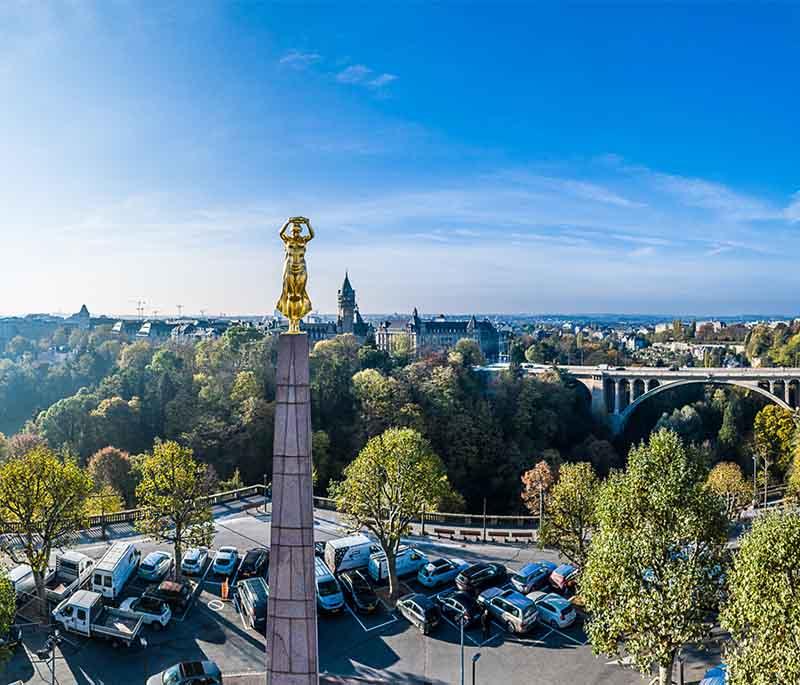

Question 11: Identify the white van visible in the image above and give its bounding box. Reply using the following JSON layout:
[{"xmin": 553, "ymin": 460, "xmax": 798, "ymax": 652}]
[
  {"xmin": 8, "ymin": 564, "xmax": 37, "ymax": 598},
  {"xmin": 314, "ymin": 557, "xmax": 344, "ymax": 613},
  {"xmin": 91, "ymin": 543, "xmax": 141, "ymax": 600},
  {"xmin": 323, "ymin": 535, "xmax": 376, "ymax": 574},
  {"xmin": 368, "ymin": 547, "xmax": 428, "ymax": 583}
]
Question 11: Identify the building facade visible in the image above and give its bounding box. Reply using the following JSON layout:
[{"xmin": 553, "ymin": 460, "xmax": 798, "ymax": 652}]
[{"xmin": 376, "ymin": 309, "xmax": 500, "ymax": 360}]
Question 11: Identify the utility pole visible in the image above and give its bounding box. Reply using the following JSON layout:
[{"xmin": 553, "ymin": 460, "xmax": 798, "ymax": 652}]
[
  {"xmin": 472, "ymin": 653, "xmax": 481, "ymax": 685},
  {"xmin": 460, "ymin": 613, "xmax": 465, "ymax": 685}
]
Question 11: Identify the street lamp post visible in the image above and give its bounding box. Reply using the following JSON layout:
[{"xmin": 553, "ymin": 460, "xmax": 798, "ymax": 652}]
[
  {"xmin": 472, "ymin": 652, "xmax": 481, "ymax": 685},
  {"xmin": 460, "ymin": 613, "xmax": 465, "ymax": 685}
]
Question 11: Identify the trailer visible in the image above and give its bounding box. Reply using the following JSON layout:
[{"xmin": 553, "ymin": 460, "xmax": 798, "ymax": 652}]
[
  {"xmin": 52, "ymin": 590, "xmax": 144, "ymax": 648},
  {"xmin": 45, "ymin": 551, "xmax": 94, "ymax": 604}
]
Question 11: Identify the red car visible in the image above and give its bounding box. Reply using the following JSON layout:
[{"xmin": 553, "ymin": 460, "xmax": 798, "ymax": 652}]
[{"xmin": 549, "ymin": 564, "xmax": 579, "ymax": 595}]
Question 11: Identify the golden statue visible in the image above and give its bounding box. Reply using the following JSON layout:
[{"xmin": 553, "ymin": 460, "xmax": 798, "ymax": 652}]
[{"xmin": 276, "ymin": 216, "xmax": 314, "ymax": 333}]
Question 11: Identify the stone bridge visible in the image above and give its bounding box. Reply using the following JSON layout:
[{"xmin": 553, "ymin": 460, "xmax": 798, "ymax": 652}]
[{"xmin": 479, "ymin": 363, "xmax": 800, "ymax": 436}]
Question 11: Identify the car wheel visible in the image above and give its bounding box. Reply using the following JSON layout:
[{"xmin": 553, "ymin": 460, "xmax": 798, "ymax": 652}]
[
  {"xmin": 505, "ymin": 620, "xmax": 515, "ymax": 633},
  {"xmin": 250, "ymin": 616, "xmax": 256, "ymax": 629},
  {"xmin": 549, "ymin": 619, "xmax": 557, "ymax": 628},
  {"xmin": 152, "ymin": 622, "xmax": 162, "ymax": 632}
]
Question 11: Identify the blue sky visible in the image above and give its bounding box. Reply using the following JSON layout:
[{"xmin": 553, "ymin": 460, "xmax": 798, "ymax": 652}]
[{"xmin": 1, "ymin": 1, "xmax": 799, "ymax": 317}]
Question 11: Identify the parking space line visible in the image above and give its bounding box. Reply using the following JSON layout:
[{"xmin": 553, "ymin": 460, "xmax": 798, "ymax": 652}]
[
  {"xmin": 439, "ymin": 613, "xmax": 481, "ymax": 646},
  {"xmin": 549, "ymin": 626, "xmax": 587, "ymax": 646},
  {"xmin": 343, "ymin": 601, "xmax": 399, "ymax": 633}
]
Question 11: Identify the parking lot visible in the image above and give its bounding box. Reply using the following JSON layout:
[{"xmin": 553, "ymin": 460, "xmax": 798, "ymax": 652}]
[{"xmin": 1, "ymin": 500, "xmax": 718, "ymax": 685}]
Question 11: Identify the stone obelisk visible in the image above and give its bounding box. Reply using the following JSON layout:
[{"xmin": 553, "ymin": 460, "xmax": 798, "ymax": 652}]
[{"xmin": 267, "ymin": 217, "xmax": 318, "ymax": 684}]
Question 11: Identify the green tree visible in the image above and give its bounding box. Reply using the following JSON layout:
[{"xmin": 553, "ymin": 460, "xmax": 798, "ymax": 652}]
[
  {"xmin": 753, "ymin": 404, "xmax": 795, "ymax": 473},
  {"xmin": 331, "ymin": 428, "xmax": 448, "ymax": 602},
  {"xmin": 135, "ymin": 441, "xmax": 215, "ymax": 574},
  {"xmin": 0, "ymin": 570, "xmax": 15, "ymax": 662},
  {"xmin": 706, "ymin": 461, "xmax": 752, "ymax": 518},
  {"xmin": 85, "ymin": 484, "xmax": 126, "ymax": 540},
  {"xmin": 451, "ymin": 338, "xmax": 485, "ymax": 367},
  {"xmin": 219, "ymin": 467, "xmax": 245, "ymax": 491},
  {"xmin": 582, "ymin": 429, "xmax": 727, "ymax": 685},
  {"xmin": 0, "ymin": 446, "xmax": 93, "ymax": 604},
  {"xmin": 539, "ymin": 462, "xmax": 598, "ymax": 567},
  {"xmin": 721, "ymin": 511, "xmax": 800, "ymax": 684}
]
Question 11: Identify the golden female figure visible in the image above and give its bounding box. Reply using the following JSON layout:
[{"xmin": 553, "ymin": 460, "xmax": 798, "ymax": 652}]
[{"xmin": 276, "ymin": 216, "xmax": 315, "ymax": 333}]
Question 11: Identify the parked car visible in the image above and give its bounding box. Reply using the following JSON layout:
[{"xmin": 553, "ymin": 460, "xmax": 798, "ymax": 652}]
[
  {"xmin": 324, "ymin": 535, "xmax": 376, "ymax": 574},
  {"xmin": 0, "ymin": 624, "xmax": 22, "ymax": 651},
  {"xmin": 52, "ymin": 590, "xmax": 144, "ymax": 647},
  {"xmin": 144, "ymin": 580, "xmax": 193, "ymax": 612},
  {"xmin": 435, "ymin": 590, "xmax": 481, "ymax": 627},
  {"xmin": 138, "ymin": 552, "xmax": 173, "ymax": 582},
  {"xmin": 477, "ymin": 587, "xmax": 538, "ymax": 634},
  {"xmin": 549, "ymin": 564, "xmax": 579, "ymax": 595},
  {"xmin": 180, "ymin": 548, "xmax": 209, "ymax": 576},
  {"xmin": 527, "ymin": 591, "xmax": 576, "ymax": 628},
  {"xmin": 120, "ymin": 596, "xmax": 172, "ymax": 630},
  {"xmin": 455, "ymin": 562, "xmax": 507, "ymax": 594},
  {"xmin": 396, "ymin": 593, "xmax": 440, "ymax": 635},
  {"xmin": 700, "ymin": 664, "xmax": 727, "ymax": 685},
  {"xmin": 238, "ymin": 548, "xmax": 269, "ymax": 580},
  {"xmin": 510, "ymin": 561, "xmax": 557, "ymax": 594},
  {"xmin": 146, "ymin": 660, "xmax": 222, "ymax": 685},
  {"xmin": 212, "ymin": 547, "xmax": 239, "ymax": 577},
  {"xmin": 236, "ymin": 577, "xmax": 269, "ymax": 630},
  {"xmin": 338, "ymin": 569, "xmax": 379, "ymax": 613},
  {"xmin": 314, "ymin": 557, "xmax": 345, "ymax": 613},
  {"xmin": 368, "ymin": 547, "xmax": 428, "ymax": 583},
  {"xmin": 417, "ymin": 557, "xmax": 468, "ymax": 589}
]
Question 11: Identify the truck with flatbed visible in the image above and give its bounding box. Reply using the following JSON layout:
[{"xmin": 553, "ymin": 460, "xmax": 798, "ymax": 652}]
[
  {"xmin": 52, "ymin": 590, "xmax": 144, "ymax": 647},
  {"xmin": 45, "ymin": 551, "xmax": 95, "ymax": 604}
]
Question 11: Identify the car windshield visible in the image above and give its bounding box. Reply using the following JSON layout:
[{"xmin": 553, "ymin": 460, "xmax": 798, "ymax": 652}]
[
  {"xmin": 352, "ymin": 575, "xmax": 370, "ymax": 592},
  {"xmin": 141, "ymin": 563, "xmax": 154, "ymax": 571},
  {"xmin": 162, "ymin": 665, "xmax": 181, "ymax": 685},
  {"xmin": 522, "ymin": 604, "xmax": 537, "ymax": 619},
  {"xmin": 318, "ymin": 580, "xmax": 339, "ymax": 597},
  {"xmin": 511, "ymin": 573, "xmax": 527, "ymax": 583}
]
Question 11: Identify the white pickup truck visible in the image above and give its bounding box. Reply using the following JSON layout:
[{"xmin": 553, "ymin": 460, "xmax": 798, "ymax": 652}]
[
  {"xmin": 52, "ymin": 590, "xmax": 144, "ymax": 648},
  {"xmin": 45, "ymin": 552, "xmax": 94, "ymax": 604}
]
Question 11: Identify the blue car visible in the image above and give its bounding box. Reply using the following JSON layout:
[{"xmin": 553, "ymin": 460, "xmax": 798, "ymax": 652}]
[
  {"xmin": 510, "ymin": 561, "xmax": 557, "ymax": 594},
  {"xmin": 138, "ymin": 551, "xmax": 173, "ymax": 582},
  {"xmin": 700, "ymin": 665, "xmax": 726, "ymax": 685}
]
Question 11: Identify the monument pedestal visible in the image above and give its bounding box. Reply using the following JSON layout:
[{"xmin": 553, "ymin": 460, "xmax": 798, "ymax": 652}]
[{"xmin": 266, "ymin": 333, "xmax": 318, "ymax": 684}]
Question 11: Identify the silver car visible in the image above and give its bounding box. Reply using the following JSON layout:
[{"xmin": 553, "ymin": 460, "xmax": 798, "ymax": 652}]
[
  {"xmin": 138, "ymin": 551, "xmax": 173, "ymax": 582},
  {"xmin": 180, "ymin": 548, "xmax": 209, "ymax": 576},
  {"xmin": 477, "ymin": 587, "xmax": 538, "ymax": 634}
]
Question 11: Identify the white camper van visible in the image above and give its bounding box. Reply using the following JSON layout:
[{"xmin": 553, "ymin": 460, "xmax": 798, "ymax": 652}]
[
  {"xmin": 368, "ymin": 547, "xmax": 428, "ymax": 583},
  {"xmin": 323, "ymin": 535, "xmax": 376, "ymax": 574},
  {"xmin": 91, "ymin": 543, "xmax": 141, "ymax": 600}
]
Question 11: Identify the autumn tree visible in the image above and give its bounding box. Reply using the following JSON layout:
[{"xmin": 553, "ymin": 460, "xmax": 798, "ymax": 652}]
[
  {"xmin": 135, "ymin": 441, "xmax": 215, "ymax": 573},
  {"xmin": 721, "ymin": 511, "xmax": 800, "ymax": 684},
  {"xmin": 539, "ymin": 462, "xmax": 598, "ymax": 567},
  {"xmin": 706, "ymin": 461, "xmax": 752, "ymax": 518},
  {"xmin": 582, "ymin": 429, "xmax": 727, "ymax": 685},
  {"xmin": 331, "ymin": 428, "xmax": 448, "ymax": 602},
  {"xmin": 87, "ymin": 446, "xmax": 136, "ymax": 505},
  {"xmin": 0, "ymin": 447, "xmax": 92, "ymax": 604},
  {"xmin": 520, "ymin": 459, "xmax": 554, "ymax": 528}
]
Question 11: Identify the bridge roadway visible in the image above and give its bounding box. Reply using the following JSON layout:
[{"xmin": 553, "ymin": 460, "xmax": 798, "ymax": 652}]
[{"xmin": 479, "ymin": 363, "xmax": 800, "ymax": 435}]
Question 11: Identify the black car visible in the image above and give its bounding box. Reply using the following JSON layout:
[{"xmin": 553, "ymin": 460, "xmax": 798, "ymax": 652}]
[
  {"xmin": 397, "ymin": 593, "xmax": 440, "ymax": 635},
  {"xmin": 0, "ymin": 624, "xmax": 22, "ymax": 651},
  {"xmin": 239, "ymin": 547, "xmax": 269, "ymax": 579},
  {"xmin": 236, "ymin": 577, "xmax": 269, "ymax": 630},
  {"xmin": 144, "ymin": 579, "xmax": 193, "ymax": 612},
  {"xmin": 314, "ymin": 541, "xmax": 326, "ymax": 558},
  {"xmin": 338, "ymin": 569, "xmax": 379, "ymax": 613},
  {"xmin": 435, "ymin": 590, "xmax": 481, "ymax": 627},
  {"xmin": 455, "ymin": 562, "xmax": 508, "ymax": 594}
]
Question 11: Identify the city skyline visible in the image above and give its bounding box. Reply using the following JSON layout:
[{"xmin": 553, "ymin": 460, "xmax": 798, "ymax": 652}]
[{"xmin": 2, "ymin": 3, "xmax": 799, "ymax": 316}]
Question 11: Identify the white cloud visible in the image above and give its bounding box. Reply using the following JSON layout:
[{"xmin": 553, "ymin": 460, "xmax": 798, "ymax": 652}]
[
  {"xmin": 279, "ymin": 50, "xmax": 321, "ymax": 69},
  {"xmin": 785, "ymin": 191, "xmax": 800, "ymax": 223},
  {"xmin": 629, "ymin": 246, "xmax": 656, "ymax": 258},
  {"xmin": 368, "ymin": 73, "xmax": 397, "ymax": 88},
  {"xmin": 336, "ymin": 64, "xmax": 372, "ymax": 84}
]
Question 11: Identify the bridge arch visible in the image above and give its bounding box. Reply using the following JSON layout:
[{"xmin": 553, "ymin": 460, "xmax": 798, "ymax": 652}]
[{"xmin": 616, "ymin": 378, "xmax": 792, "ymax": 434}]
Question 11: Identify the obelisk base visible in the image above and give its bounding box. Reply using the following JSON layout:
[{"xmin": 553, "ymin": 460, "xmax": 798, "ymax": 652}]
[{"xmin": 266, "ymin": 333, "xmax": 318, "ymax": 684}]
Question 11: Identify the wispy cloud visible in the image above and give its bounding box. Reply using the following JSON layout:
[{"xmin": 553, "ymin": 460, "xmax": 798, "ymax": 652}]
[
  {"xmin": 785, "ymin": 191, "xmax": 800, "ymax": 223},
  {"xmin": 336, "ymin": 64, "xmax": 397, "ymax": 89},
  {"xmin": 279, "ymin": 50, "xmax": 321, "ymax": 69},
  {"xmin": 629, "ymin": 246, "xmax": 656, "ymax": 258}
]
